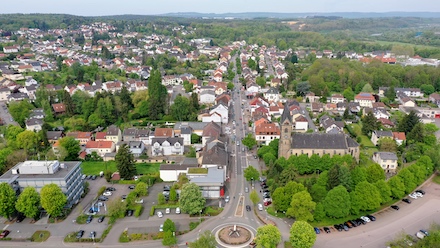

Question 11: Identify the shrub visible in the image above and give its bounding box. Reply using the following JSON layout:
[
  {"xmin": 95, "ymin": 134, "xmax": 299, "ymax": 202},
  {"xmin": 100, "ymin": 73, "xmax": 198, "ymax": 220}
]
[
  {"xmin": 133, "ymin": 205, "xmax": 144, "ymax": 217},
  {"xmin": 150, "ymin": 206, "xmax": 156, "ymax": 216},
  {"xmin": 76, "ymin": 215, "xmax": 88, "ymax": 224},
  {"xmin": 189, "ymin": 221, "xmax": 200, "ymax": 231},
  {"xmin": 97, "ymin": 186, "xmax": 106, "ymax": 196},
  {"xmin": 119, "ymin": 231, "xmax": 130, "ymax": 243}
]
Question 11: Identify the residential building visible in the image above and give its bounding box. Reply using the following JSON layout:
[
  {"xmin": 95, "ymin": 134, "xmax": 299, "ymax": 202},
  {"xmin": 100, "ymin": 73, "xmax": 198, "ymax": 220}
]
[
  {"xmin": 392, "ymin": 132, "xmax": 406, "ymax": 146},
  {"xmin": 25, "ymin": 118, "xmax": 43, "ymax": 132},
  {"xmin": 106, "ymin": 125, "xmax": 122, "ymax": 143},
  {"xmin": 46, "ymin": 131, "xmax": 64, "ymax": 144},
  {"xmin": 263, "ymin": 87, "xmax": 280, "ymax": 103},
  {"xmin": 372, "ymin": 152, "xmax": 398, "ymax": 173},
  {"xmin": 0, "ymin": 160, "xmax": 84, "ymax": 208},
  {"xmin": 151, "ymin": 137, "xmax": 184, "ymax": 156},
  {"xmin": 354, "ymin": 92, "xmax": 376, "ymax": 108},
  {"xmin": 371, "ymin": 130, "xmax": 393, "ymax": 146},
  {"xmin": 255, "ymin": 122, "xmax": 280, "ymax": 145},
  {"xmin": 330, "ymin": 94, "xmax": 345, "ymax": 104},
  {"xmin": 85, "ymin": 140, "xmax": 116, "ymax": 156},
  {"xmin": 67, "ymin": 131, "xmax": 92, "ymax": 145}
]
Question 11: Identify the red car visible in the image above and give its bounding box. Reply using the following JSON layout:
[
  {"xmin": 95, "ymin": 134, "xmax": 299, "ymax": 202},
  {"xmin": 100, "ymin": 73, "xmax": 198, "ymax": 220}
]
[
  {"xmin": 0, "ymin": 230, "xmax": 10, "ymax": 239},
  {"xmin": 264, "ymin": 201, "xmax": 272, "ymax": 206}
]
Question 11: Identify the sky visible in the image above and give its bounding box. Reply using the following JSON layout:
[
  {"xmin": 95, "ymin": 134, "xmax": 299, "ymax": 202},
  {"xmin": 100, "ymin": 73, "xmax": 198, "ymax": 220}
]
[{"xmin": 0, "ymin": 0, "xmax": 439, "ymax": 16}]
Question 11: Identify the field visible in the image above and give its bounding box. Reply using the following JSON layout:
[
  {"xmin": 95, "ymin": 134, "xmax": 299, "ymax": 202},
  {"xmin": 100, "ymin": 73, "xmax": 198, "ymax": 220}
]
[{"xmin": 81, "ymin": 161, "xmax": 160, "ymax": 176}]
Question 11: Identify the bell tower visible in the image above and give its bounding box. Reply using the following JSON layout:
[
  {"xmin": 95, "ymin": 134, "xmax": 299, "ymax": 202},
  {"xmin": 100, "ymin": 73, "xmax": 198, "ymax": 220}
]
[{"xmin": 279, "ymin": 103, "xmax": 292, "ymax": 158}]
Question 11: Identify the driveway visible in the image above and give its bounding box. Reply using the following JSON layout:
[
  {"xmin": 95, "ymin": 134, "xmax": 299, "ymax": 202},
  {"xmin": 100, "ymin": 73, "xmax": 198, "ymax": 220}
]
[{"xmin": 314, "ymin": 180, "xmax": 440, "ymax": 248}]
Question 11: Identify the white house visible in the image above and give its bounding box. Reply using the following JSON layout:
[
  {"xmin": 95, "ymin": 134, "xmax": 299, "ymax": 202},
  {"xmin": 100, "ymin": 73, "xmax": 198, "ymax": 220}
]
[
  {"xmin": 209, "ymin": 103, "xmax": 229, "ymax": 124},
  {"xmin": 294, "ymin": 116, "xmax": 309, "ymax": 132},
  {"xmin": 354, "ymin": 92, "xmax": 375, "ymax": 108},
  {"xmin": 201, "ymin": 112, "xmax": 222, "ymax": 123},
  {"xmin": 25, "ymin": 118, "xmax": 43, "ymax": 132},
  {"xmin": 0, "ymin": 88, "xmax": 11, "ymax": 101},
  {"xmin": 371, "ymin": 130, "xmax": 393, "ymax": 146},
  {"xmin": 180, "ymin": 127, "xmax": 192, "ymax": 146},
  {"xmin": 85, "ymin": 140, "xmax": 116, "ymax": 157},
  {"xmin": 331, "ymin": 94, "xmax": 345, "ymax": 104},
  {"xmin": 372, "ymin": 152, "xmax": 398, "ymax": 173},
  {"xmin": 263, "ymin": 87, "xmax": 280, "ymax": 103},
  {"xmin": 151, "ymin": 137, "xmax": 184, "ymax": 156},
  {"xmin": 199, "ymin": 90, "xmax": 216, "ymax": 104},
  {"xmin": 247, "ymin": 83, "xmax": 260, "ymax": 94}
]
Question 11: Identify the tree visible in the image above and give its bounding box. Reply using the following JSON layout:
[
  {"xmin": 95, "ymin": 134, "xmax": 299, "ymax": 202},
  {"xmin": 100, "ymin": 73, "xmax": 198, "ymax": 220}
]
[
  {"xmin": 169, "ymin": 187, "xmax": 178, "ymax": 202},
  {"xmin": 115, "ymin": 144, "xmax": 136, "ymax": 180},
  {"xmin": 343, "ymin": 87, "xmax": 355, "ymax": 101},
  {"xmin": 227, "ymin": 82, "xmax": 234, "ymax": 90},
  {"xmin": 272, "ymin": 187, "xmax": 290, "ymax": 212},
  {"xmin": 388, "ymin": 176, "xmax": 406, "ymax": 199},
  {"xmin": 313, "ymin": 203, "xmax": 326, "ymax": 221},
  {"xmin": 256, "ymin": 224, "xmax": 281, "ymax": 248},
  {"xmin": 163, "ymin": 218, "xmax": 176, "ymax": 232},
  {"xmin": 350, "ymin": 181, "xmax": 381, "ymax": 214},
  {"xmin": 188, "ymin": 230, "xmax": 216, "ymax": 248},
  {"xmin": 15, "ymin": 187, "xmax": 40, "ymax": 220},
  {"xmin": 191, "ymin": 133, "xmax": 201, "ymax": 144},
  {"xmin": 362, "ymin": 112, "xmax": 379, "ymax": 136},
  {"xmin": 323, "ymin": 185, "xmax": 351, "ymax": 218},
  {"xmin": 158, "ymin": 193, "xmax": 166, "ymax": 205},
  {"xmin": 243, "ymin": 166, "xmax": 260, "ymax": 182},
  {"xmin": 8, "ymin": 100, "xmax": 33, "ymax": 127},
  {"xmin": 361, "ymin": 83, "xmax": 374, "ymax": 93},
  {"xmin": 148, "ymin": 70, "xmax": 167, "ymax": 120},
  {"xmin": 62, "ymin": 90, "xmax": 75, "ymax": 116},
  {"xmin": 134, "ymin": 182, "xmax": 147, "ymax": 196},
  {"xmin": 250, "ymin": 190, "xmax": 260, "ymax": 206},
  {"xmin": 407, "ymin": 123, "xmax": 425, "ymax": 144},
  {"xmin": 16, "ymin": 130, "xmax": 39, "ymax": 154},
  {"xmin": 350, "ymin": 166, "xmax": 367, "ymax": 187},
  {"xmin": 162, "ymin": 230, "xmax": 177, "ymax": 247},
  {"xmin": 397, "ymin": 111, "xmax": 420, "ymax": 133},
  {"xmin": 242, "ymin": 134, "xmax": 257, "ymax": 150},
  {"xmin": 171, "ymin": 95, "xmax": 192, "ymax": 121},
  {"xmin": 366, "ymin": 163, "xmax": 386, "ymax": 183},
  {"xmin": 289, "ymin": 221, "xmax": 317, "ymax": 248},
  {"xmin": 40, "ymin": 184, "xmax": 67, "ymax": 218},
  {"xmin": 256, "ymin": 76, "xmax": 266, "ymax": 88},
  {"xmin": 420, "ymin": 84, "xmax": 435, "ymax": 95},
  {"xmin": 373, "ymin": 180, "xmax": 392, "ymax": 203},
  {"xmin": 58, "ymin": 136, "xmax": 80, "ymax": 161},
  {"xmin": 179, "ymin": 183, "xmax": 205, "ymax": 215},
  {"xmin": 296, "ymin": 81, "xmax": 311, "ymax": 97},
  {"xmin": 379, "ymin": 139, "xmax": 398, "ymax": 152},
  {"xmin": 286, "ymin": 191, "xmax": 316, "ymax": 221},
  {"xmin": 0, "ymin": 183, "xmax": 17, "ymax": 220},
  {"xmin": 397, "ymin": 168, "xmax": 417, "ymax": 194}
]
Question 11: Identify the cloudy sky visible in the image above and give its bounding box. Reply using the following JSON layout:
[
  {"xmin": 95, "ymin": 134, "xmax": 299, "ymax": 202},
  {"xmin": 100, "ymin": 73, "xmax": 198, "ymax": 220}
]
[{"xmin": 1, "ymin": 0, "xmax": 438, "ymax": 16}]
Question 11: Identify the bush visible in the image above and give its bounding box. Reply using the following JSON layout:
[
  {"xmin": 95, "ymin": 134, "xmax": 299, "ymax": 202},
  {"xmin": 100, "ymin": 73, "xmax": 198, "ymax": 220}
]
[
  {"xmin": 76, "ymin": 215, "xmax": 88, "ymax": 224},
  {"xmin": 97, "ymin": 186, "xmax": 106, "ymax": 196},
  {"xmin": 119, "ymin": 231, "xmax": 130, "ymax": 243},
  {"xmin": 204, "ymin": 206, "xmax": 223, "ymax": 216},
  {"xmin": 150, "ymin": 206, "xmax": 156, "ymax": 216},
  {"xmin": 189, "ymin": 221, "xmax": 201, "ymax": 231},
  {"xmin": 133, "ymin": 205, "xmax": 144, "ymax": 217}
]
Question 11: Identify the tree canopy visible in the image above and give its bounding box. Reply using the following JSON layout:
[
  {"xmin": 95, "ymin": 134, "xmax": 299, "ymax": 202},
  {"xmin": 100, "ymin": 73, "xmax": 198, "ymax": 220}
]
[
  {"xmin": 0, "ymin": 183, "xmax": 17, "ymax": 219},
  {"xmin": 15, "ymin": 187, "xmax": 40, "ymax": 219},
  {"xmin": 323, "ymin": 185, "xmax": 351, "ymax": 218},
  {"xmin": 289, "ymin": 221, "xmax": 317, "ymax": 248},
  {"xmin": 40, "ymin": 184, "xmax": 67, "ymax": 218},
  {"xmin": 179, "ymin": 183, "xmax": 205, "ymax": 215},
  {"xmin": 286, "ymin": 191, "xmax": 316, "ymax": 221},
  {"xmin": 115, "ymin": 144, "xmax": 136, "ymax": 180},
  {"xmin": 256, "ymin": 224, "xmax": 281, "ymax": 248},
  {"xmin": 188, "ymin": 230, "xmax": 216, "ymax": 248},
  {"xmin": 243, "ymin": 166, "xmax": 260, "ymax": 182}
]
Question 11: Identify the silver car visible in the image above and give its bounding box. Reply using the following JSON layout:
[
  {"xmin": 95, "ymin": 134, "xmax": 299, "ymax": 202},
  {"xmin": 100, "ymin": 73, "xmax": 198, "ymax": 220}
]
[{"xmin": 225, "ymin": 196, "xmax": 230, "ymax": 203}]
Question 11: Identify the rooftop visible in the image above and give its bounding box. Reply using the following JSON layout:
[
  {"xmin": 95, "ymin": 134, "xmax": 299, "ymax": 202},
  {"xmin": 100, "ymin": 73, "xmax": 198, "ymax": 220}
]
[{"xmin": 0, "ymin": 161, "xmax": 81, "ymax": 181}]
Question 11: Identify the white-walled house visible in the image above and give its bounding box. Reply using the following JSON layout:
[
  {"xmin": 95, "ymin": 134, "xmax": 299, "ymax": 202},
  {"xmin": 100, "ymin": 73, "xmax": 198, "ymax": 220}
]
[
  {"xmin": 209, "ymin": 103, "xmax": 229, "ymax": 124},
  {"xmin": 199, "ymin": 90, "xmax": 216, "ymax": 104},
  {"xmin": 372, "ymin": 152, "xmax": 398, "ymax": 173},
  {"xmin": 151, "ymin": 137, "xmax": 184, "ymax": 156}
]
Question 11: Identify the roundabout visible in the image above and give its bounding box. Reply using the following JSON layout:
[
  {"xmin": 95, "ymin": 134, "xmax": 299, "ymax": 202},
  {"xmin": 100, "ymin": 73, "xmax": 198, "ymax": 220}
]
[{"xmin": 213, "ymin": 223, "xmax": 257, "ymax": 248}]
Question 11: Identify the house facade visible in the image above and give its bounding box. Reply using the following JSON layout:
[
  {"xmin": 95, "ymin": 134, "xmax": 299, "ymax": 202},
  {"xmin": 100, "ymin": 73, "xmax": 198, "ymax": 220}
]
[{"xmin": 372, "ymin": 152, "xmax": 398, "ymax": 173}]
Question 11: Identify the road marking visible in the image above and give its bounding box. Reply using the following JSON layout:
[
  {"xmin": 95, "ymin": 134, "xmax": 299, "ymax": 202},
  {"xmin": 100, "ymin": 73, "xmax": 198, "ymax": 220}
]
[{"xmin": 3, "ymin": 224, "xmax": 9, "ymax": 230}]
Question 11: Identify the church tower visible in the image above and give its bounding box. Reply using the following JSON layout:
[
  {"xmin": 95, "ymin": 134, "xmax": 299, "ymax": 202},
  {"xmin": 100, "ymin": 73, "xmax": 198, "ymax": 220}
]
[{"xmin": 278, "ymin": 103, "xmax": 293, "ymax": 158}]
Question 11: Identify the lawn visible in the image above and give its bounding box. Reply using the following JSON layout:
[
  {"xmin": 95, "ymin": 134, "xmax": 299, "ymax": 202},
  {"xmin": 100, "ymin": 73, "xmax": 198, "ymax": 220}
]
[
  {"xmin": 81, "ymin": 161, "xmax": 160, "ymax": 176},
  {"xmin": 350, "ymin": 123, "xmax": 375, "ymax": 147},
  {"xmin": 31, "ymin": 230, "xmax": 50, "ymax": 242}
]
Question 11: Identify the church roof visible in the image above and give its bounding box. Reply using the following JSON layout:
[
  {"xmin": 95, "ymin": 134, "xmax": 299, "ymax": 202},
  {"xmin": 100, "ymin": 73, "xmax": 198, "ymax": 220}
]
[
  {"xmin": 280, "ymin": 103, "xmax": 292, "ymax": 123},
  {"xmin": 291, "ymin": 133, "xmax": 358, "ymax": 150}
]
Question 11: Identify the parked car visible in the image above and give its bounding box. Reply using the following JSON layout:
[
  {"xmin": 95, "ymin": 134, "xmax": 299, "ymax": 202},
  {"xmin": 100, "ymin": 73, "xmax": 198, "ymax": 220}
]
[
  {"xmin": 342, "ymin": 224, "xmax": 349, "ymax": 231},
  {"xmin": 245, "ymin": 187, "xmax": 249, "ymax": 193},
  {"xmin": 257, "ymin": 203, "xmax": 263, "ymax": 211},
  {"xmin": 102, "ymin": 191, "xmax": 112, "ymax": 196},
  {"xmin": 98, "ymin": 216, "xmax": 105, "ymax": 223},
  {"xmin": 391, "ymin": 205, "xmax": 400, "ymax": 210},
  {"xmin": 165, "ymin": 208, "xmax": 170, "ymax": 214},
  {"xmin": 86, "ymin": 175, "xmax": 92, "ymax": 180},
  {"xmin": 314, "ymin": 227, "xmax": 320, "ymax": 234},
  {"xmin": 357, "ymin": 218, "xmax": 367, "ymax": 225},
  {"xmin": 126, "ymin": 210, "xmax": 134, "ymax": 216},
  {"xmin": 344, "ymin": 221, "xmax": 353, "ymax": 228},
  {"xmin": 16, "ymin": 213, "xmax": 25, "ymax": 223},
  {"xmin": 98, "ymin": 196, "xmax": 108, "ymax": 201},
  {"xmin": 121, "ymin": 195, "xmax": 127, "ymax": 201},
  {"xmin": 415, "ymin": 189, "xmax": 426, "ymax": 195},
  {"xmin": 415, "ymin": 192, "xmax": 424, "ymax": 198},
  {"xmin": 135, "ymin": 199, "xmax": 144, "ymax": 204},
  {"xmin": 159, "ymin": 224, "xmax": 164, "ymax": 232},
  {"xmin": 157, "ymin": 211, "xmax": 163, "ymax": 218},
  {"xmin": 106, "ymin": 187, "xmax": 116, "ymax": 191},
  {"xmin": 420, "ymin": 229, "xmax": 429, "ymax": 236},
  {"xmin": 76, "ymin": 230, "xmax": 84, "ymax": 239},
  {"xmin": 176, "ymin": 207, "xmax": 181, "ymax": 214},
  {"xmin": 91, "ymin": 175, "xmax": 97, "ymax": 180},
  {"xmin": 334, "ymin": 224, "xmax": 342, "ymax": 232},
  {"xmin": 163, "ymin": 185, "xmax": 171, "ymax": 191},
  {"xmin": 409, "ymin": 193, "xmax": 418, "ymax": 199},
  {"xmin": 225, "ymin": 196, "xmax": 230, "ymax": 203},
  {"xmin": 323, "ymin": 227, "xmax": 331, "ymax": 233},
  {"xmin": 360, "ymin": 216, "xmax": 370, "ymax": 223},
  {"xmin": 402, "ymin": 198, "xmax": 411, "ymax": 204},
  {"xmin": 89, "ymin": 231, "xmax": 96, "ymax": 238},
  {"xmin": 264, "ymin": 201, "xmax": 272, "ymax": 206},
  {"xmin": 367, "ymin": 215, "xmax": 376, "ymax": 221},
  {"xmin": 246, "ymin": 205, "xmax": 251, "ymax": 211},
  {"xmin": 86, "ymin": 215, "xmax": 93, "ymax": 224},
  {"xmin": 348, "ymin": 220, "xmax": 358, "ymax": 227},
  {"xmin": 128, "ymin": 185, "xmax": 135, "ymax": 190}
]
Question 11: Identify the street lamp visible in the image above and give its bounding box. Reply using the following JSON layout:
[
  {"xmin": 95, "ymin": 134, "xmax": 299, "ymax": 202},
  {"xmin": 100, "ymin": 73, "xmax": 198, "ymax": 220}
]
[{"xmin": 199, "ymin": 209, "xmax": 202, "ymax": 222}]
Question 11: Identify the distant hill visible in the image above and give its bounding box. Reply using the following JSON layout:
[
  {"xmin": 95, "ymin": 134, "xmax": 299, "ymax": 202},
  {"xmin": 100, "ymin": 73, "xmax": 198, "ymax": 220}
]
[{"xmin": 159, "ymin": 12, "xmax": 440, "ymax": 19}]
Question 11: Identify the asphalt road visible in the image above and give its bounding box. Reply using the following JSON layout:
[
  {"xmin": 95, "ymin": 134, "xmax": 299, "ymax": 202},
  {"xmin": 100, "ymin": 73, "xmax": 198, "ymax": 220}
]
[{"xmin": 0, "ymin": 101, "xmax": 19, "ymax": 126}]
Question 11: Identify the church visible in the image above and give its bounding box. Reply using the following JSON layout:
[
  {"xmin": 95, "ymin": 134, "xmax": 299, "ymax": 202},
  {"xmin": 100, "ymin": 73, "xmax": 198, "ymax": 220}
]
[{"xmin": 278, "ymin": 103, "xmax": 360, "ymax": 162}]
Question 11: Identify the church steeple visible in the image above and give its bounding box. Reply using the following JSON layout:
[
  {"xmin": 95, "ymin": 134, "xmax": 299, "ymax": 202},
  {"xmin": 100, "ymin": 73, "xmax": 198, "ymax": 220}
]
[{"xmin": 279, "ymin": 103, "xmax": 292, "ymax": 158}]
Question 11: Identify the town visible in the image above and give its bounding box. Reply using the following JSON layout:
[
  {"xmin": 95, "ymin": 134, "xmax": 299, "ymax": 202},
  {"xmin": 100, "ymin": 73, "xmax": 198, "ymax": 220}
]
[{"xmin": 0, "ymin": 12, "xmax": 439, "ymax": 248}]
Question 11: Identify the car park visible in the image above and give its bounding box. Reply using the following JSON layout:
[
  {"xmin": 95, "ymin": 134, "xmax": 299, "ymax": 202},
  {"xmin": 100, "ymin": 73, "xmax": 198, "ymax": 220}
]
[
  {"xmin": 246, "ymin": 205, "xmax": 251, "ymax": 211},
  {"xmin": 367, "ymin": 215, "xmax": 376, "ymax": 221},
  {"xmin": 89, "ymin": 231, "xmax": 96, "ymax": 238},
  {"xmin": 225, "ymin": 196, "xmax": 230, "ymax": 203},
  {"xmin": 106, "ymin": 187, "xmax": 116, "ymax": 191},
  {"xmin": 391, "ymin": 205, "xmax": 400, "ymax": 210},
  {"xmin": 103, "ymin": 191, "xmax": 112, "ymax": 196},
  {"xmin": 257, "ymin": 203, "xmax": 263, "ymax": 211},
  {"xmin": 76, "ymin": 230, "xmax": 84, "ymax": 239},
  {"xmin": 176, "ymin": 207, "xmax": 181, "ymax": 214},
  {"xmin": 98, "ymin": 216, "xmax": 105, "ymax": 223},
  {"xmin": 157, "ymin": 211, "xmax": 163, "ymax": 218},
  {"xmin": 98, "ymin": 196, "xmax": 108, "ymax": 201},
  {"xmin": 86, "ymin": 215, "xmax": 93, "ymax": 223},
  {"xmin": 314, "ymin": 227, "xmax": 320, "ymax": 234},
  {"xmin": 126, "ymin": 210, "xmax": 134, "ymax": 216},
  {"xmin": 402, "ymin": 198, "xmax": 411, "ymax": 204},
  {"xmin": 165, "ymin": 208, "xmax": 170, "ymax": 214},
  {"xmin": 323, "ymin": 227, "xmax": 331, "ymax": 233}
]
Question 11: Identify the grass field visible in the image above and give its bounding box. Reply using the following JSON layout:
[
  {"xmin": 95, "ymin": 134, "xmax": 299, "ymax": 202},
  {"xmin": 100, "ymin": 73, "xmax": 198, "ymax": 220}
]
[
  {"xmin": 31, "ymin": 230, "xmax": 50, "ymax": 242},
  {"xmin": 81, "ymin": 161, "xmax": 160, "ymax": 176},
  {"xmin": 350, "ymin": 123, "xmax": 375, "ymax": 147}
]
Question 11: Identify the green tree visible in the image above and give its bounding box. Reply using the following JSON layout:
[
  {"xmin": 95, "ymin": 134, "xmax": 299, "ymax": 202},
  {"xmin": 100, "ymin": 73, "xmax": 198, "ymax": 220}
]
[
  {"xmin": 250, "ymin": 190, "xmax": 260, "ymax": 206},
  {"xmin": 0, "ymin": 183, "xmax": 17, "ymax": 220},
  {"xmin": 16, "ymin": 130, "xmax": 39, "ymax": 154},
  {"xmin": 58, "ymin": 136, "xmax": 80, "ymax": 161},
  {"xmin": 227, "ymin": 82, "xmax": 234, "ymax": 90},
  {"xmin": 350, "ymin": 166, "xmax": 367, "ymax": 187},
  {"xmin": 362, "ymin": 112, "xmax": 379, "ymax": 136},
  {"xmin": 286, "ymin": 191, "xmax": 316, "ymax": 221},
  {"xmin": 397, "ymin": 111, "xmax": 420, "ymax": 133},
  {"xmin": 361, "ymin": 83, "xmax": 374, "ymax": 93},
  {"xmin": 323, "ymin": 185, "xmax": 351, "ymax": 218},
  {"xmin": 242, "ymin": 134, "xmax": 257, "ymax": 150},
  {"xmin": 289, "ymin": 221, "xmax": 317, "ymax": 248},
  {"xmin": 313, "ymin": 203, "xmax": 326, "ymax": 221},
  {"xmin": 134, "ymin": 182, "xmax": 147, "ymax": 196},
  {"xmin": 420, "ymin": 84, "xmax": 435, "ymax": 95},
  {"xmin": 191, "ymin": 133, "xmax": 201, "ymax": 144},
  {"xmin": 407, "ymin": 123, "xmax": 425, "ymax": 144},
  {"xmin": 343, "ymin": 87, "xmax": 355, "ymax": 101},
  {"xmin": 366, "ymin": 163, "xmax": 386, "ymax": 183},
  {"xmin": 40, "ymin": 184, "xmax": 67, "ymax": 218},
  {"xmin": 171, "ymin": 95, "xmax": 192, "ymax": 121},
  {"xmin": 163, "ymin": 218, "xmax": 176, "ymax": 232},
  {"xmin": 373, "ymin": 180, "xmax": 392, "ymax": 203},
  {"xmin": 179, "ymin": 183, "xmax": 205, "ymax": 215},
  {"xmin": 188, "ymin": 230, "xmax": 216, "ymax": 248},
  {"xmin": 296, "ymin": 81, "xmax": 311, "ymax": 97},
  {"xmin": 158, "ymin": 193, "xmax": 166, "ymax": 205},
  {"xmin": 397, "ymin": 168, "xmax": 417, "ymax": 194},
  {"xmin": 115, "ymin": 144, "xmax": 136, "ymax": 180},
  {"xmin": 256, "ymin": 224, "xmax": 281, "ymax": 248},
  {"xmin": 62, "ymin": 90, "xmax": 75, "ymax": 116},
  {"xmin": 388, "ymin": 176, "xmax": 406, "ymax": 199},
  {"xmin": 350, "ymin": 181, "xmax": 381, "ymax": 214},
  {"xmin": 148, "ymin": 70, "xmax": 167, "ymax": 120},
  {"xmin": 256, "ymin": 76, "xmax": 266, "ymax": 88},
  {"xmin": 162, "ymin": 230, "xmax": 177, "ymax": 247},
  {"xmin": 378, "ymin": 139, "xmax": 398, "ymax": 152},
  {"xmin": 8, "ymin": 100, "xmax": 34, "ymax": 127},
  {"xmin": 169, "ymin": 187, "xmax": 178, "ymax": 202},
  {"xmin": 243, "ymin": 166, "xmax": 260, "ymax": 182},
  {"xmin": 15, "ymin": 187, "xmax": 40, "ymax": 220}
]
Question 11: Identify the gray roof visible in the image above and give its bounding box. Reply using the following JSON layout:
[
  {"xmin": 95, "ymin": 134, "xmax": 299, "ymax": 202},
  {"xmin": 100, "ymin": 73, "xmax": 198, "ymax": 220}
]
[
  {"xmin": 190, "ymin": 167, "xmax": 225, "ymax": 185},
  {"xmin": 152, "ymin": 137, "xmax": 184, "ymax": 145},
  {"xmin": 107, "ymin": 125, "xmax": 120, "ymax": 136},
  {"xmin": 375, "ymin": 152, "xmax": 398, "ymax": 160},
  {"xmin": 201, "ymin": 90, "xmax": 215, "ymax": 95},
  {"xmin": 46, "ymin": 131, "xmax": 63, "ymax": 140},
  {"xmin": 280, "ymin": 103, "xmax": 292, "ymax": 123},
  {"xmin": 160, "ymin": 163, "xmax": 197, "ymax": 171},
  {"xmin": 174, "ymin": 122, "xmax": 210, "ymax": 132},
  {"xmin": 26, "ymin": 118, "xmax": 43, "ymax": 126},
  {"xmin": 291, "ymin": 133, "xmax": 358, "ymax": 150},
  {"xmin": 0, "ymin": 161, "xmax": 81, "ymax": 181},
  {"xmin": 181, "ymin": 127, "xmax": 192, "ymax": 135},
  {"xmin": 266, "ymin": 87, "xmax": 279, "ymax": 94},
  {"xmin": 374, "ymin": 130, "xmax": 393, "ymax": 138},
  {"xmin": 201, "ymin": 142, "xmax": 228, "ymax": 166}
]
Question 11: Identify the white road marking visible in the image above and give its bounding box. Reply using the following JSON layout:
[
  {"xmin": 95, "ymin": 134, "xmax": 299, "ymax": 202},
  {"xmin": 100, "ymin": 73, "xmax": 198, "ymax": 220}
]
[{"xmin": 3, "ymin": 224, "xmax": 9, "ymax": 230}]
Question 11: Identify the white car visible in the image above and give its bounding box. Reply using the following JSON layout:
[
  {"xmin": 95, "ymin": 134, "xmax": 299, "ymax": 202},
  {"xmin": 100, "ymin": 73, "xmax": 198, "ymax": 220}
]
[
  {"xmin": 225, "ymin": 196, "xmax": 230, "ymax": 203},
  {"xmin": 257, "ymin": 203, "xmax": 263, "ymax": 211},
  {"xmin": 159, "ymin": 224, "xmax": 163, "ymax": 232},
  {"xmin": 157, "ymin": 211, "xmax": 163, "ymax": 218},
  {"xmin": 408, "ymin": 193, "xmax": 418, "ymax": 199},
  {"xmin": 165, "ymin": 208, "xmax": 170, "ymax": 214},
  {"xmin": 415, "ymin": 192, "xmax": 423, "ymax": 198},
  {"xmin": 135, "ymin": 199, "xmax": 144, "ymax": 204},
  {"xmin": 361, "ymin": 216, "xmax": 371, "ymax": 222},
  {"xmin": 175, "ymin": 207, "xmax": 181, "ymax": 214},
  {"xmin": 102, "ymin": 191, "xmax": 112, "ymax": 196}
]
